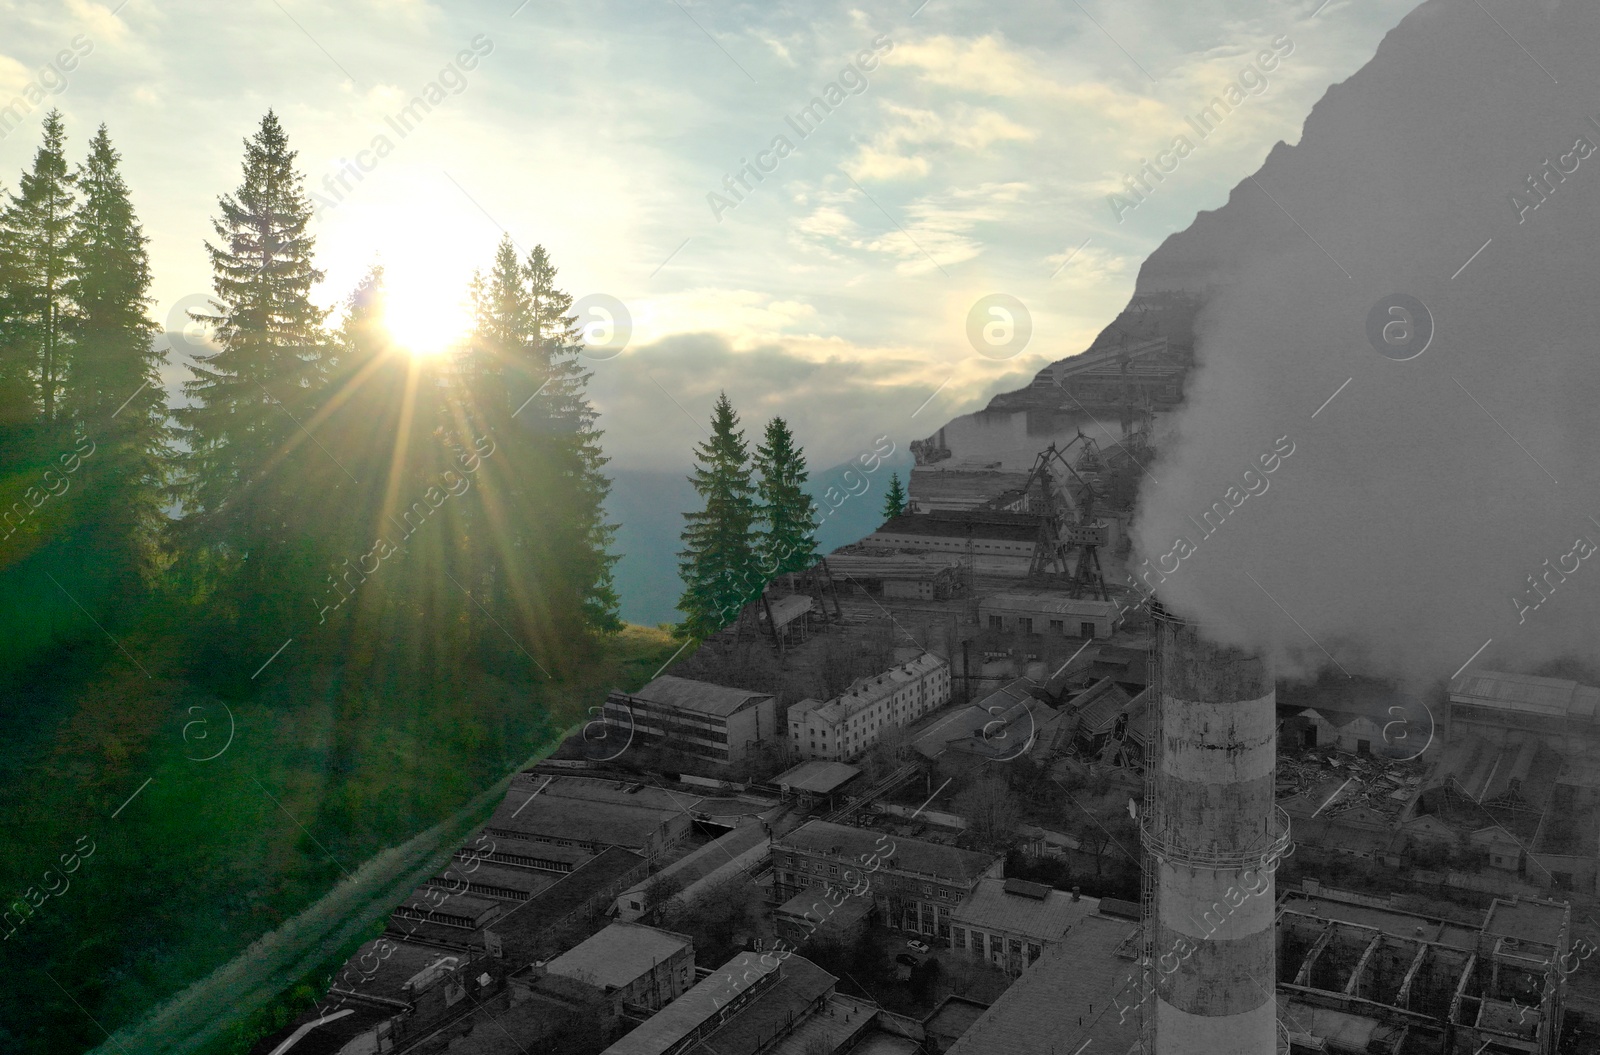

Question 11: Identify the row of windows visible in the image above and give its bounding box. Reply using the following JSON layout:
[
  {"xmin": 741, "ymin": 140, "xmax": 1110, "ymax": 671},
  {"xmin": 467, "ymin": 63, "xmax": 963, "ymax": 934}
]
[
  {"xmin": 949, "ymin": 927, "xmax": 1043, "ymax": 966},
  {"xmin": 987, "ymin": 615, "xmax": 1099, "ymax": 637}
]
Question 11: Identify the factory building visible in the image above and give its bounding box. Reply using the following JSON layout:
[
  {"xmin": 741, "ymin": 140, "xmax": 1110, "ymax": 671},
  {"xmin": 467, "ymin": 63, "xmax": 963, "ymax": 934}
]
[
  {"xmin": 907, "ymin": 467, "xmax": 1032, "ymax": 513},
  {"xmin": 978, "ymin": 591, "xmax": 1122, "ymax": 640},
  {"xmin": 1142, "ymin": 603, "xmax": 1283, "ymax": 1055},
  {"xmin": 1448, "ymin": 668, "xmax": 1600, "ymax": 752},
  {"xmin": 813, "ymin": 551, "xmax": 966, "ymax": 600},
  {"xmin": 603, "ymin": 675, "xmax": 779, "ymax": 766},
  {"xmin": 787, "ymin": 653, "xmax": 950, "ymax": 761},
  {"xmin": 543, "ymin": 921, "xmax": 696, "ymax": 1016},
  {"xmin": 948, "ymin": 876, "xmax": 1098, "ymax": 976},
  {"xmin": 862, "ymin": 510, "xmax": 1043, "ymax": 561},
  {"xmin": 772, "ymin": 821, "xmax": 999, "ymax": 940},
  {"xmin": 1277, "ymin": 887, "xmax": 1570, "ymax": 1054}
]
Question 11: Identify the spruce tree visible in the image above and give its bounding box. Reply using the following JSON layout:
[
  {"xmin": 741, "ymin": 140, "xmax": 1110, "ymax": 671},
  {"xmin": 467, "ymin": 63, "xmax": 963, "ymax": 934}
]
[
  {"xmin": 0, "ymin": 110, "xmax": 76, "ymax": 425},
  {"xmin": 456, "ymin": 237, "xmax": 619, "ymax": 666},
  {"xmin": 523, "ymin": 244, "xmax": 619, "ymax": 633},
  {"xmin": 753, "ymin": 416, "xmax": 816, "ymax": 578},
  {"xmin": 882, "ymin": 472, "xmax": 908, "ymax": 520},
  {"xmin": 60, "ymin": 124, "xmax": 169, "ymax": 594},
  {"xmin": 678, "ymin": 392, "xmax": 757, "ymax": 639},
  {"xmin": 171, "ymin": 111, "xmax": 330, "ymax": 637}
]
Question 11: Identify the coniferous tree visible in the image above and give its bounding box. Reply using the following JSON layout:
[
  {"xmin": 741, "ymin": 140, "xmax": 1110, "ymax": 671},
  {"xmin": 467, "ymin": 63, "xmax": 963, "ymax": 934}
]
[
  {"xmin": 0, "ymin": 110, "xmax": 76, "ymax": 426},
  {"xmin": 60, "ymin": 124, "xmax": 169, "ymax": 594},
  {"xmin": 882, "ymin": 472, "xmax": 908, "ymax": 520},
  {"xmin": 171, "ymin": 111, "xmax": 331, "ymax": 638},
  {"xmin": 456, "ymin": 237, "xmax": 619, "ymax": 667},
  {"xmin": 678, "ymin": 392, "xmax": 757, "ymax": 639},
  {"xmin": 753, "ymin": 416, "xmax": 816, "ymax": 577},
  {"xmin": 524, "ymin": 244, "xmax": 619, "ymax": 633}
]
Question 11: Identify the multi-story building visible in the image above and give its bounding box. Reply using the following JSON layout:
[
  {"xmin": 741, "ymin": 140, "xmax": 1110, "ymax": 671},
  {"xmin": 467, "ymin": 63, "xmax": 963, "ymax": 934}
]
[
  {"xmin": 948, "ymin": 877, "xmax": 1097, "ymax": 976},
  {"xmin": 788, "ymin": 653, "xmax": 950, "ymax": 761},
  {"xmin": 603, "ymin": 675, "xmax": 779, "ymax": 766},
  {"xmin": 977, "ymin": 591, "xmax": 1122, "ymax": 640},
  {"xmin": 772, "ymin": 821, "xmax": 1000, "ymax": 941},
  {"xmin": 543, "ymin": 921, "xmax": 696, "ymax": 1017}
]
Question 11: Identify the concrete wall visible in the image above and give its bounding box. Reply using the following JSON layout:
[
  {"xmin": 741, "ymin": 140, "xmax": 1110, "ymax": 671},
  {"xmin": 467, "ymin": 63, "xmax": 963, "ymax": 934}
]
[{"xmin": 724, "ymin": 695, "xmax": 779, "ymax": 764}]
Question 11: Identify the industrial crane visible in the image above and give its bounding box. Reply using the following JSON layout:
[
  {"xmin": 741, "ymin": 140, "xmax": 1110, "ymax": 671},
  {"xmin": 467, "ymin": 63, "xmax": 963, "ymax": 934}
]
[{"xmin": 1016, "ymin": 435, "xmax": 1110, "ymax": 600}]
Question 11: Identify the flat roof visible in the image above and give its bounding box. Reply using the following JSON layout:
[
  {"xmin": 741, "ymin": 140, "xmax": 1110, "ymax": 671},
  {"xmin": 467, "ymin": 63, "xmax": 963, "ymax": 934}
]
[
  {"xmin": 626, "ymin": 675, "xmax": 774, "ymax": 718},
  {"xmin": 545, "ymin": 922, "xmax": 693, "ymax": 990},
  {"xmin": 951, "ymin": 877, "xmax": 1098, "ymax": 942},
  {"xmin": 944, "ymin": 914, "xmax": 1140, "ymax": 1055},
  {"xmin": 779, "ymin": 821, "xmax": 997, "ymax": 885},
  {"xmin": 773, "ymin": 759, "xmax": 861, "ymax": 794}
]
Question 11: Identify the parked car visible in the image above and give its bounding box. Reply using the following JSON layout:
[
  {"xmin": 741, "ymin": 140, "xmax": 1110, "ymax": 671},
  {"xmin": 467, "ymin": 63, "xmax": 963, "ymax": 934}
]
[
  {"xmin": 895, "ymin": 953, "xmax": 919, "ymax": 967},
  {"xmin": 907, "ymin": 939, "xmax": 931, "ymax": 954}
]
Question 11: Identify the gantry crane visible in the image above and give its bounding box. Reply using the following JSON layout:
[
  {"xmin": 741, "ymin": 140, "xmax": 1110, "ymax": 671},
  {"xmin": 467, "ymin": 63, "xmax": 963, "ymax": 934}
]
[{"xmin": 1014, "ymin": 435, "xmax": 1110, "ymax": 600}]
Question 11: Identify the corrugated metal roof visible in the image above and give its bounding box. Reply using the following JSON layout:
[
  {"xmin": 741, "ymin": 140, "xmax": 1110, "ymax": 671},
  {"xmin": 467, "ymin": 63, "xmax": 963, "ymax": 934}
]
[
  {"xmin": 1449, "ymin": 668, "xmax": 1588, "ymax": 717},
  {"xmin": 630, "ymin": 674, "xmax": 774, "ymax": 718}
]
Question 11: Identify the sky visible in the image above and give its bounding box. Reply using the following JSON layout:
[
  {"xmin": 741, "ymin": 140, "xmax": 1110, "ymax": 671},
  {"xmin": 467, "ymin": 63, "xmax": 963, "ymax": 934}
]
[{"xmin": 0, "ymin": 0, "xmax": 1420, "ymax": 472}]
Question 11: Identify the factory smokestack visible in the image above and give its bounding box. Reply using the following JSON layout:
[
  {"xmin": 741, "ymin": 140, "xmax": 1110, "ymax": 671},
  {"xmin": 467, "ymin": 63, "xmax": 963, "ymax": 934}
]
[{"xmin": 1143, "ymin": 602, "xmax": 1284, "ymax": 1055}]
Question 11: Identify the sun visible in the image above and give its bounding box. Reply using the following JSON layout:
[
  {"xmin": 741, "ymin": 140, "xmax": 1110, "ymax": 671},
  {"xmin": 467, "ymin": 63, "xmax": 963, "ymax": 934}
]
[{"xmin": 382, "ymin": 289, "xmax": 466, "ymax": 358}]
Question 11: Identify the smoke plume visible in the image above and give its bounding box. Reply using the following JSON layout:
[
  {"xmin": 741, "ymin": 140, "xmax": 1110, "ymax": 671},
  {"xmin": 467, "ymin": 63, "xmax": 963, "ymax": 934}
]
[{"xmin": 1132, "ymin": 0, "xmax": 1600, "ymax": 685}]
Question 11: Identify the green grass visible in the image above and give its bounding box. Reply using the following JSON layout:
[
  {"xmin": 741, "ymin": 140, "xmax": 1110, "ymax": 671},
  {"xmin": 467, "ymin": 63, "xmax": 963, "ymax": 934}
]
[{"xmin": 0, "ymin": 623, "xmax": 679, "ymax": 1055}]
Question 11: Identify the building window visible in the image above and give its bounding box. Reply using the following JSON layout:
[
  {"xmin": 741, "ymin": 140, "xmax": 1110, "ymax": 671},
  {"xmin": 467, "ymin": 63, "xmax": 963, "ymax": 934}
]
[
  {"xmin": 1028, "ymin": 943, "xmax": 1042, "ymax": 963},
  {"xmin": 1050, "ymin": 619, "xmax": 1064, "ymax": 632},
  {"xmin": 1020, "ymin": 618, "xmax": 1033, "ymax": 633},
  {"xmin": 989, "ymin": 616, "xmax": 1002, "ymax": 630},
  {"xmin": 990, "ymin": 935, "xmax": 1003, "ymax": 958},
  {"xmin": 954, "ymin": 927, "xmax": 966, "ymax": 949},
  {"xmin": 1080, "ymin": 621, "xmax": 1096, "ymax": 639},
  {"xmin": 937, "ymin": 889, "xmax": 949, "ymax": 900}
]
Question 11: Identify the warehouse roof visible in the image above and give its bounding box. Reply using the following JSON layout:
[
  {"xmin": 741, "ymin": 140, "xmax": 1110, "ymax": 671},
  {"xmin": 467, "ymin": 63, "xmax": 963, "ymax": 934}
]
[
  {"xmin": 1449, "ymin": 668, "xmax": 1600, "ymax": 720},
  {"xmin": 876, "ymin": 510, "xmax": 1042, "ymax": 543},
  {"xmin": 545, "ymin": 922, "xmax": 693, "ymax": 991},
  {"xmin": 488, "ymin": 792, "xmax": 682, "ymax": 849},
  {"xmin": 820, "ymin": 552, "xmax": 964, "ymax": 580},
  {"xmin": 779, "ymin": 821, "xmax": 998, "ymax": 885},
  {"xmin": 600, "ymin": 952, "xmax": 834, "ymax": 1055},
  {"xmin": 773, "ymin": 759, "xmax": 861, "ymax": 794},
  {"xmin": 626, "ymin": 675, "xmax": 775, "ymax": 718},
  {"xmin": 978, "ymin": 592, "xmax": 1121, "ymax": 617}
]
